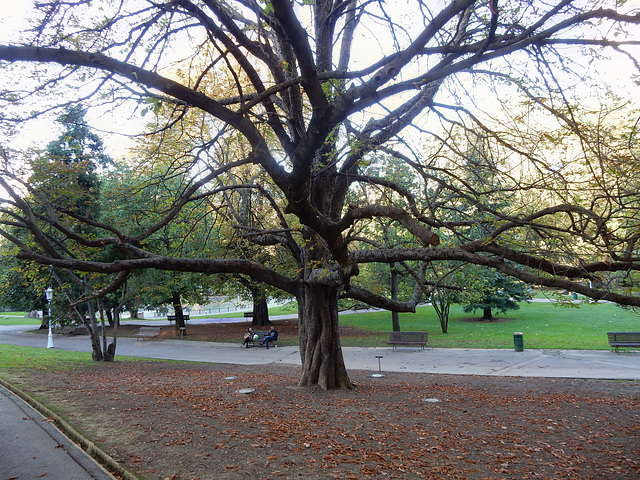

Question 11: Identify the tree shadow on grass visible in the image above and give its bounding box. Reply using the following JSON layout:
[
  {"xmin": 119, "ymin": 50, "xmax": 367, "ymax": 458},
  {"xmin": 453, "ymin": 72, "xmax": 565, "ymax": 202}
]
[{"xmin": 459, "ymin": 316, "xmax": 517, "ymax": 323}]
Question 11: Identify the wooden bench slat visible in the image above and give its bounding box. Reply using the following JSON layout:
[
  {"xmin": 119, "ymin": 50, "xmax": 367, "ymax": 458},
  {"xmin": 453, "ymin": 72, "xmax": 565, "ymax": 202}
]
[
  {"xmin": 388, "ymin": 331, "xmax": 428, "ymax": 350},
  {"xmin": 56, "ymin": 326, "xmax": 88, "ymax": 336},
  {"xmin": 607, "ymin": 332, "xmax": 640, "ymax": 352},
  {"xmin": 167, "ymin": 315, "xmax": 189, "ymax": 324},
  {"xmin": 246, "ymin": 331, "xmax": 278, "ymax": 347}
]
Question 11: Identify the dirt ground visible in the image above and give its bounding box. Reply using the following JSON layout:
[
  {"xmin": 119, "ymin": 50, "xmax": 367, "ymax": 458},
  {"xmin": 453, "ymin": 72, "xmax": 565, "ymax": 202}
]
[
  {"xmin": 10, "ymin": 321, "xmax": 640, "ymax": 480},
  {"xmin": 112, "ymin": 319, "xmax": 377, "ymax": 344}
]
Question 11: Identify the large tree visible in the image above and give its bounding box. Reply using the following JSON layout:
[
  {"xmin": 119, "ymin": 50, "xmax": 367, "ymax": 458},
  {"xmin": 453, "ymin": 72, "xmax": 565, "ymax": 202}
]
[{"xmin": 0, "ymin": 0, "xmax": 639, "ymax": 389}]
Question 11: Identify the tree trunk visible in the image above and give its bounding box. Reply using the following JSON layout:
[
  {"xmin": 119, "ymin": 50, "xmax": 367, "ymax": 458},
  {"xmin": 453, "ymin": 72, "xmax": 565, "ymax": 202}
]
[
  {"xmin": 172, "ymin": 292, "xmax": 187, "ymax": 331},
  {"xmin": 85, "ymin": 302, "xmax": 103, "ymax": 361},
  {"xmin": 104, "ymin": 308, "xmax": 113, "ymax": 327},
  {"xmin": 39, "ymin": 299, "xmax": 48, "ymax": 330},
  {"xmin": 250, "ymin": 285, "xmax": 272, "ymax": 327},
  {"xmin": 483, "ymin": 306, "xmax": 492, "ymax": 320},
  {"xmin": 297, "ymin": 284, "xmax": 353, "ymax": 390},
  {"xmin": 432, "ymin": 296, "xmax": 450, "ymax": 334},
  {"xmin": 390, "ymin": 265, "xmax": 400, "ymax": 332},
  {"xmin": 105, "ymin": 287, "xmax": 126, "ymax": 362},
  {"xmin": 128, "ymin": 301, "xmax": 140, "ymax": 319}
]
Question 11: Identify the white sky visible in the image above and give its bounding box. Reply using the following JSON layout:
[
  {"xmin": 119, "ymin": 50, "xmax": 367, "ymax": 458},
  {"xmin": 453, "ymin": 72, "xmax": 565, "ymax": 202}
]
[
  {"xmin": 0, "ymin": 1, "xmax": 141, "ymax": 159},
  {"xmin": 1, "ymin": 0, "xmax": 33, "ymax": 43},
  {"xmin": 1, "ymin": 0, "xmax": 639, "ymax": 160}
]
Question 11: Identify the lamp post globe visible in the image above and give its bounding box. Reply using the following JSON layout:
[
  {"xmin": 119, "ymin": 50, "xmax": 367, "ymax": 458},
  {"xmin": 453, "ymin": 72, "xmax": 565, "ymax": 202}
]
[{"xmin": 46, "ymin": 287, "xmax": 54, "ymax": 349}]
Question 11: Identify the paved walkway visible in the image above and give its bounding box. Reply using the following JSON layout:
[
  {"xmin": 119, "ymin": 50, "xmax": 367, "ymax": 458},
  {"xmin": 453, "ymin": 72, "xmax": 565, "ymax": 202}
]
[
  {"xmin": 0, "ymin": 382, "xmax": 116, "ymax": 479},
  {"xmin": 1, "ymin": 322, "xmax": 639, "ymax": 480},
  {"xmin": 2, "ymin": 322, "xmax": 639, "ymax": 379}
]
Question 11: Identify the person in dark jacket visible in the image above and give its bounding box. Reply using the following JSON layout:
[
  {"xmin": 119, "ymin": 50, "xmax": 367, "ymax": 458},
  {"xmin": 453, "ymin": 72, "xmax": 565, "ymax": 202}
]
[{"xmin": 261, "ymin": 327, "xmax": 278, "ymax": 349}]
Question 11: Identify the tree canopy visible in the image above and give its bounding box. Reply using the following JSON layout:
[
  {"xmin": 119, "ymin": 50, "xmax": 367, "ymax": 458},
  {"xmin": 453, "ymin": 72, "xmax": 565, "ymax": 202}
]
[{"xmin": 0, "ymin": 0, "xmax": 639, "ymax": 388}]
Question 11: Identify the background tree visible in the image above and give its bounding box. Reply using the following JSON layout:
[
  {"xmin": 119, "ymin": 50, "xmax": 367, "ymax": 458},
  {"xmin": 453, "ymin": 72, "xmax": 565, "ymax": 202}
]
[
  {"xmin": 0, "ymin": 0, "xmax": 639, "ymax": 388},
  {"xmin": 357, "ymin": 156, "xmax": 427, "ymax": 332},
  {"xmin": 127, "ymin": 100, "xmax": 298, "ymax": 327},
  {"xmin": 427, "ymin": 261, "xmax": 469, "ymax": 334},
  {"xmin": 0, "ymin": 257, "xmax": 49, "ymax": 321},
  {"xmin": 0, "ymin": 105, "xmax": 118, "ymax": 358},
  {"xmin": 99, "ymin": 159, "xmax": 223, "ymax": 331},
  {"xmin": 463, "ymin": 266, "xmax": 532, "ymax": 321}
]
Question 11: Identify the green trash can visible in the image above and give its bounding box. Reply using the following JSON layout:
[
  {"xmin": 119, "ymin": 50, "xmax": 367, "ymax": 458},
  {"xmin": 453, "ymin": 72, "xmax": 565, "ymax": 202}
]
[{"xmin": 513, "ymin": 332, "xmax": 524, "ymax": 352}]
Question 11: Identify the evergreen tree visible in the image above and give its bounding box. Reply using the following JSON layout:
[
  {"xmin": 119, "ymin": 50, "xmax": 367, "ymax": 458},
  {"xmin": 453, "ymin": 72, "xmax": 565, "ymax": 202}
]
[{"xmin": 463, "ymin": 268, "xmax": 531, "ymax": 320}]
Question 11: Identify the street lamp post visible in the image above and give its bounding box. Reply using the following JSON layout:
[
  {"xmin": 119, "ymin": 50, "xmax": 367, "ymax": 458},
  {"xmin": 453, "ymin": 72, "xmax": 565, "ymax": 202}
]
[{"xmin": 46, "ymin": 287, "xmax": 54, "ymax": 349}]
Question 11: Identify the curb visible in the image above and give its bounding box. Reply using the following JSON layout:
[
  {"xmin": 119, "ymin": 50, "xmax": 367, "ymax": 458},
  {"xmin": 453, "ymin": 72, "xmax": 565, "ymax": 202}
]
[{"xmin": 0, "ymin": 376, "xmax": 140, "ymax": 480}]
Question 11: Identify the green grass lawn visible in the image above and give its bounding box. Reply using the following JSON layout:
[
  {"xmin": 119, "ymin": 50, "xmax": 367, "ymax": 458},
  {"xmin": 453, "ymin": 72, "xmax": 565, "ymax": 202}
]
[
  {"xmin": 338, "ymin": 301, "xmax": 640, "ymax": 349},
  {"xmin": 0, "ymin": 312, "xmax": 40, "ymax": 325},
  {"xmin": 0, "ymin": 344, "xmax": 156, "ymax": 376},
  {"xmin": 0, "ymin": 344, "xmax": 102, "ymax": 371}
]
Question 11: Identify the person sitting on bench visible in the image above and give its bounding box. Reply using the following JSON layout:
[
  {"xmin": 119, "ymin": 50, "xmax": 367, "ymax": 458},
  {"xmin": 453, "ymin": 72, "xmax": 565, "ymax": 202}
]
[
  {"xmin": 261, "ymin": 327, "xmax": 278, "ymax": 349},
  {"xmin": 242, "ymin": 327, "xmax": 255, "ymax": 348}
]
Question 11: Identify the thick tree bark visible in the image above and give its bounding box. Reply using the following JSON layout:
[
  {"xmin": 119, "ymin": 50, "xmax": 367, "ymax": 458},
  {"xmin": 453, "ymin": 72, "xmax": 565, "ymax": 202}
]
[
  {"xmin": 483, "ymin": 306, "xmax": 492, "ymax": 320},
  {"xmin": 250, "ymin": 285, "xmax": 272, "ymax": 327},
  {"xmin": 85, "ymin": 302, "xmax": 103, "ymax": 361},
  {"xmin": 297, "ymin": 284, "xmax": 352, "ymax": 390},
  {"xmin": 172, "ymin": 292, "xmax": 187, "ymax": 331}
]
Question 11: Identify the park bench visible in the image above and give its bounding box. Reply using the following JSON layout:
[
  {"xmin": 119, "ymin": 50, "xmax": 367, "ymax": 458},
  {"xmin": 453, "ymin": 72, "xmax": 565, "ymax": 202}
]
[
  {"xmin": 247, "ymin": 331, "xmax": 278, "ymax": 347},
  {"xmin": 167, "ymin": 314, "xmax": 189, "ymax": 324},
  {"xmin": 244, "ymin": 312, "xmax": 253, "ymax": 319},
  {"xmin": 56, "ymin": 326, "xmax": 80, "ymax": 336},
  {"xmin": 388, "ymin": 331, "xmax": 428, "ymax": 350},
  {"xmin": 351, "ymin": 303, "xmax": 369, "ymax": 311},
  {"xmin": 134, "ymin": 326, "xmax": 161, "ymax": 340},
  {"xmin": 607, "ymin": 332, "xmax": 640, "ymax": 353},
  {"xmin": 56, "ymin": 326, "xmax": 88, "ymax": 336},
  {"xmin": 339, "ymin": 303, "xmax": 369, "ymax": 312},
  {"xmin": 56, "ymin": 326, "xmax": 72, "ymax": 336}
]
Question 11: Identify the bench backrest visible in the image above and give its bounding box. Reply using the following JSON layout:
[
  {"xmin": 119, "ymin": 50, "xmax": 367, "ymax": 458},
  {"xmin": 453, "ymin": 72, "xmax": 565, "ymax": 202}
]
[
  {"xmin": 389, "ymin": 331, "xmax": 428, "ymax": 342},
  {"xmin": 607, "ymin": 332, "xmax": 640, "ymax": 343},
  {"xmin": 250, "ymin": 330, "xmax": 278, "ymax": 340}
]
